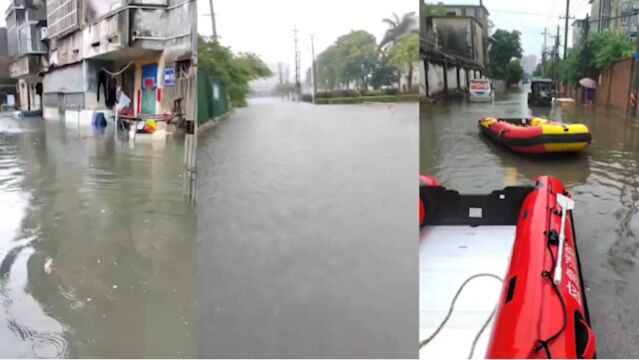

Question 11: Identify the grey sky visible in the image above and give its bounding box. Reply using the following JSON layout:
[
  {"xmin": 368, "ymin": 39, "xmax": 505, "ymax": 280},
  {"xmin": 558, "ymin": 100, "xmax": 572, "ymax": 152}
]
[
  {"xmin": 437, "ymin": 0, "xmax": 590, "ymax": 62},
  {"xmin": 0, "ymin": 0, "xmax": 8, "ymax": 27},
  {"xmin": 198, "ymin": 0, "xmax": 416, "ymax": 78}
]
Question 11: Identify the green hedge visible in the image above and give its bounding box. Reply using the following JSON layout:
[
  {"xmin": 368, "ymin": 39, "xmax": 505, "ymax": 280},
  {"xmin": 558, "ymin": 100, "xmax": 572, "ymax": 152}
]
[
  {"xmin": 315, "ymin": 94, "xmax": 419, "ymax": 104},
  {"xmin": 315, "ymin": 88, "xmax": 419, "ymax": 99}
]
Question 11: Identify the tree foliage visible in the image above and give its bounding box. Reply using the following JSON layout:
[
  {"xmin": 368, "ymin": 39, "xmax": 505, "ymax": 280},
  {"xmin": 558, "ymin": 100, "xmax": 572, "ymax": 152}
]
[
  {"xmin": 388, "ymin": 33, "xmax": 419, "ymax": 88},
  {"xmin": 380, "ymin": 12, "xmax": 417, "ymax": 49},
  {"xmin": 558, "ymin": 31, "xmax": 633, "ymax": 83},
  {"xmin": 505, "ymin": 59, "xmax": 524, "ymax": 85},
  {"xmin": 316, "ymin": 30, "xmax": 379, "ymax": 90},
  {"xmin": 487, "ymin": 29, "xmax": 523, "ymax": 80},
  {"xmin": 371, "ymin": 57, "xmax": 399, "ymax": 90},
  {"xmin": 198, "ymin": 37, "xmax": 272, "ymax": 107}
]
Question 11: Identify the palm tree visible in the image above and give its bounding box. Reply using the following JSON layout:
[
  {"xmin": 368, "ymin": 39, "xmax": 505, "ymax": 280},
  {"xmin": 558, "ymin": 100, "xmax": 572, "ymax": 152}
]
[{"xmin": 379, "ymin": 12, "xmax": 417, "ymax": 50}]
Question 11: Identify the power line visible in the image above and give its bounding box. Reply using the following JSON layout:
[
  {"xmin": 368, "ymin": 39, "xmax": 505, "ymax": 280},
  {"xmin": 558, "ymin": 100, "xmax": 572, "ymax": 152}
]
[{"xmin": 490, "ymin": 9, "xmax": 560, "ymax": 18}]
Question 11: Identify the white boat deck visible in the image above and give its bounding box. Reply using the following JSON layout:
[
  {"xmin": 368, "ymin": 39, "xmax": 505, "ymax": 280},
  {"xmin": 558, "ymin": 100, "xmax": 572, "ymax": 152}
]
[{"xmin": 419, "ymin": 225, "xmax": 517, "ymax": 359}]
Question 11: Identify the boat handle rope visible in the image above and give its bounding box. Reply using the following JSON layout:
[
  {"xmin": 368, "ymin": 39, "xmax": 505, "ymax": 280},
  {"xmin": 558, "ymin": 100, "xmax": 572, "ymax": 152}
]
[{"xmin": 419, "ymin": 273, "xmax": 503, "ymax": 359}]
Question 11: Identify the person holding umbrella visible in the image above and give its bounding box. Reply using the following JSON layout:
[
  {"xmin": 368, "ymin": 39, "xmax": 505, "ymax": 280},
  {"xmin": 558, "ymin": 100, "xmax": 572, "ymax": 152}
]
[{"xmin": 580, "ymin": 78, "xmax": 597, "ymax": 106}]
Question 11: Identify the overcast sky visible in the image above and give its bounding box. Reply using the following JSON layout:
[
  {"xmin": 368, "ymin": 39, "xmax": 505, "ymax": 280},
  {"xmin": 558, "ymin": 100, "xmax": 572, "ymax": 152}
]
[
  {"xmin": 198, "ymin": 0, "xmax": 416, "ymax": 75},
  {"xmin": 0, "ymin": 0, "xmax": 8, "ymax": 27},
  {"xmin": 435, "ymin": 0, "xmax": 591, "ymax": 61}
]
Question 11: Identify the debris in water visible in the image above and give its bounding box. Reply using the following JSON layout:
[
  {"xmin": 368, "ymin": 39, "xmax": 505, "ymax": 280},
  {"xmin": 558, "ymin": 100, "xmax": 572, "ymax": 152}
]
[
  {"xmin": 44, "ymin": 257, "xmax": 53, "ymax": 274},
  {"xmin": 97, "ymin": 259, "xmax": 101, "ymax": 264},
  {"xmin": 101, "ymin": 314, "xmax": 106, "ymax": 319},
  {"xmin": 112, "ymin": 285, "xmax": 118, "ymax": 289},
  {"xmin": 86, "ymin": 298, "xmax": 92, "ymax": 302},
  {"xmin": 100, "ymin": 209, "xmax": 106, "ymax": 214}
]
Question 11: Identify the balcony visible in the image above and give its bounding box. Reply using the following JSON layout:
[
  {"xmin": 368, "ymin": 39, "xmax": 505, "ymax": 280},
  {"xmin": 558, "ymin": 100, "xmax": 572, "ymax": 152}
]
[{"xmin": 9, "ymin": 54, "xmax": 46, "ymax": 78}]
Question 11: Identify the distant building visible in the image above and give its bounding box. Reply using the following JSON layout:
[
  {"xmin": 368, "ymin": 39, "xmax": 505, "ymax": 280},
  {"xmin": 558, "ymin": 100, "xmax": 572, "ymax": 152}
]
[
  {"xmin": 0, "ymin": 27, "xmax": 17, "ymax": 108},
  {"xmin": 521, "ymin": 55, "xmax": 537, "ymax": 75},
  {"xmin": 590, "ymin": 0, "xmax": 639, "ymax": 42},
  {"xmin": 421, "ymin": 0, "xmax": 490, "ymax": 97},
  {"xmin": 5, "ymin": 0, "xmax": 48, "ymax": 114},
  {"xmin": 39, "ymin": 0, "xmax": 195, "ymax": 121},
  {"xmin": 572, "ymin": 18, "xmax": 588, "ymax": 46}
]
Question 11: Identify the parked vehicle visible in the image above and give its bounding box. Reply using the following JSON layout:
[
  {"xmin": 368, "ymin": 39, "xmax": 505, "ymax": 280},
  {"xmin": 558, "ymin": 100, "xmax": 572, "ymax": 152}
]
[
  {"xmin": 469, "ymin": 79, "xmax": 494, "ymax": 102},
  {"xmin": 528, "ymin": 78, "xmax": 553, "ymax": 106}
]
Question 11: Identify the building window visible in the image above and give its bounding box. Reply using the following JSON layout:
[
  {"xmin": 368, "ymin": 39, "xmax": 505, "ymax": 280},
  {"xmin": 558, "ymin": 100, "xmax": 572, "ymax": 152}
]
[{"xmin": 176, "ymin": 59, "xmax": 191, "ymax": 79}]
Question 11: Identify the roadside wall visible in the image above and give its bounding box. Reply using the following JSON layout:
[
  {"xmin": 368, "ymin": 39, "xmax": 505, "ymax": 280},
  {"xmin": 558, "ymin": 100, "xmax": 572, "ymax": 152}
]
[{"xmin": 596, "ymin": 58, "xmax": 633, "ymax": 112}]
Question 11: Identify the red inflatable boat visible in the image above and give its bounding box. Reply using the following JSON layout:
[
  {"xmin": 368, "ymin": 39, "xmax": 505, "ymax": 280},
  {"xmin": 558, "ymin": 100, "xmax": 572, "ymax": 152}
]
[
  {"xmin": 478, "ymin": 117, "xmax": 592, "ymax": 154},
  {"xmin": 419, "ymin": 175, "xmax": 439, "ymax": 226},
  {"xmin": 419, "ymin": 176, "xmax": 595, "ymax": 359}
]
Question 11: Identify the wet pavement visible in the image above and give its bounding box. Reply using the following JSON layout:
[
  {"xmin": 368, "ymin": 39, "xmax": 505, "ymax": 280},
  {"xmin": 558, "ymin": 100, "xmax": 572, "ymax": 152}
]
[
  {"xmin": 421, "ymin": 91, "xmax": 639, "ymax": 358},
  {"xmin": 197, "ymin": 98, "xmax": 418, "ymax": 358},
  {"xmin": 0, "ymin": 115, "xmax": 196, "ymax": 358}
]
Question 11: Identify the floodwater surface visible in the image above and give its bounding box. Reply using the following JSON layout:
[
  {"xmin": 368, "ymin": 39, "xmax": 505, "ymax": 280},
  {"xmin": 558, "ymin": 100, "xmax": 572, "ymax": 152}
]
[
  {"xmin": 198, "ymin": 98, "xmax": 418, "ymax": 358},
  {"xmin": 0, "ymin": 115, "xmax": 196, "ymax": 358}
]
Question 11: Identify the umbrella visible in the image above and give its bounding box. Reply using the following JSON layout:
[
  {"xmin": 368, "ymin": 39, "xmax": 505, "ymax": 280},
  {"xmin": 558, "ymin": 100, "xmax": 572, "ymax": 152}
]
[{"xmin": 579, "ymin": 78, "xmax": 597, "ymax": 89}]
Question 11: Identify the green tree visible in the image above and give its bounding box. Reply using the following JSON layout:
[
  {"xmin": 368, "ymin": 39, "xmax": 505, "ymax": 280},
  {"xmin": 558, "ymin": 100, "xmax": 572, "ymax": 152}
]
[
  {"xmin": 505, "ymin": 59, "xmax": 523, "ymax": 85},
  {"xmin": 388, "ymin": 33, "xmax": 419, "ymax": 89},
  {"xmin": 198, "ymin": 37, "xmax": 272, "ymax": 107},
  {"xmin": 316, "ymin": 45, "xmax": 340, "ymax": 90},
  {"xmin": 316, "ymin": 31, "xmax": 379, "ymax": 91},
  {"xmin": 379, "ymin": 12, "xmax": 417, "ymax": 49},
  {"xmin": 487, "ymin": 29, "xmax": 523, "ymax": 79},
  {"xmin": 558, "ymin": 31, "xmax": 633, "ymax": 84},
  {"xmin": 371, "ymin": 56, "xmax": 399, "ymax": 89}
]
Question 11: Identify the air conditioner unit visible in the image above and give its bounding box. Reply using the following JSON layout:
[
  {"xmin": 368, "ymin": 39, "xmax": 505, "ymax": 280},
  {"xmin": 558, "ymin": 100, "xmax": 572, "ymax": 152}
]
[{"xmin": 40, "ymin": 27, "xmax": 48, "ymax": 40}]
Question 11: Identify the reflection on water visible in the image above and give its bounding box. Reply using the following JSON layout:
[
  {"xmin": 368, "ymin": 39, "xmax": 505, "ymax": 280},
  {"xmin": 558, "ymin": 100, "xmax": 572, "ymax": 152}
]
[
  {"xmin": 0, "ymin": 115, "xmax": 196, "ymax": 358},
  {"xmin": 421, "ymin": 92, "xmax": 639, "ymax": 357}
]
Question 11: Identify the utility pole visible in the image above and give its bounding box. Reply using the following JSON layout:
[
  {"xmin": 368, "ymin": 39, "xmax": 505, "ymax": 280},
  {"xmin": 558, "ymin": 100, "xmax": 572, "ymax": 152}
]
[
  {"xmin": 554, "ymin": 25, "xmax": 560, "ymax": 87},
  {"xmin": 208, "ymin": 0, "xmax": 218, "ymax": 43},
  {"xmin": 542, "ymin": 28, "xmax": 548, "ymax": 77},
  {"xmin": 310, "ymin": 34, "xmax": 317, "ymax": 104},
  {"xmin": 598, "ymin": 0, "xmax": 603, "ymax": 33},
  {"xmin": 562, "ymin": 0, "xmax": 571, "ymax": 59},
  {"xmin": 629, "ymin": 22, "xmax": 639, "ymax": 116},
  {"xmin": 293, "ymin": 26, "xmax": 301, "ymax": 101}
]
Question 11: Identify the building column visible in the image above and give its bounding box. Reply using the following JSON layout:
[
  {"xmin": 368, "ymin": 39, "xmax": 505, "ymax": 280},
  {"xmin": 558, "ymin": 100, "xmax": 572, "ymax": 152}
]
[
  {"xmin": 465, "ymin": 68, "xmax": 470, "ymax": 89},
  {"xmin": 443, "ymin": 62, "xmax": 448, "ymax": 95},
  {"xmin": 456, "ymin": 66, "xmax": 461, "ymax": 89},
  {"xmin": 424, "ymin": 59, "xmax": 429, "ymax": 97}
]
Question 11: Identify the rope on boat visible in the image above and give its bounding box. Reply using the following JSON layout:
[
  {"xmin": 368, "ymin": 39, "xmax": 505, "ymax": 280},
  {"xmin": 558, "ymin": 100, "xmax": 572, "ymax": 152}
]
[{"xmin": 419, "ymin": 273, "xmax": 503, "ymax": 359}]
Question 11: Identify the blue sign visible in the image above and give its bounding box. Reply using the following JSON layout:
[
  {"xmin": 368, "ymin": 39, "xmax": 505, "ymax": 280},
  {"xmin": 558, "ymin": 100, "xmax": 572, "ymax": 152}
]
[
  {"xmin": 635, "ymin": 51, "xmax": 639, "ymax": 61},
  {"xmin": 164, "ymin": 68, "xmax": 175, "ymax": 86}
]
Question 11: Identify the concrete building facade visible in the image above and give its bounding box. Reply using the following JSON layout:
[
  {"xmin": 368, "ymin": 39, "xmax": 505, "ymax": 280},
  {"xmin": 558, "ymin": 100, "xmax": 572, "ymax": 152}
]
[
  {"xmin": 590, "ymin": 0, "xmax": 639, "ymax": 41},
  {"xmin": 39, "ymin": 0, "xmax": 195, "ymax": 122},
  {"xmin": 5, "ymin": 0, "xmax": 48, "ymax": 114},
  {"xmin": 421, "ymin": 1, "xmax": 490, "ymax": 98}
]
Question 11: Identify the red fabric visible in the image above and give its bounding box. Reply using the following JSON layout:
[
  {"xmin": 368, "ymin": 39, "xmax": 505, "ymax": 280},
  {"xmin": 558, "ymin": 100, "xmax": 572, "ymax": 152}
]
[{"xmin": 486, "ymin": 176, "xmax": 596, "ymax": 359}]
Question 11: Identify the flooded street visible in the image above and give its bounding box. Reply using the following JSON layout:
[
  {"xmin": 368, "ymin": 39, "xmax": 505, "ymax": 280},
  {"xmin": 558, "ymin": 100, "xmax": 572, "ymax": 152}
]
[
  {"xmin": 421, "ymin": 91, "xmax": 639, "ymax": 358},
  {"xmin": 197, "ymin": 98, "xmax": 417, "ymax": 358},
  {"xmin": 0, "ymin": 115, "xmax": 196, "ymax": 358}
]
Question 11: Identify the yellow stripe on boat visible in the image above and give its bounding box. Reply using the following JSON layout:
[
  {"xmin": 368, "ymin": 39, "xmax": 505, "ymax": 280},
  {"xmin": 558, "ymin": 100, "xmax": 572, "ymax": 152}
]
[
  {"xmin": 544, "ymin": 142, "xmax": 591, "ymax": 152},
  {"xmin": 540, "ymin": 123, "xmax": 590, "ymax": 135}
]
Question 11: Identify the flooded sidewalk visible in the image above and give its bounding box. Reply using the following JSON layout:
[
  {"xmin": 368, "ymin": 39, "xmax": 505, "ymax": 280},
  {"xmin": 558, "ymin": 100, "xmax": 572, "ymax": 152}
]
[
  {"xmin": 422, "ymin": 92, "xmax": 639, "ymax": 358},
  {"xmin": 0, "ymin": 115, "xmax": 196, "ymax": 358}
]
